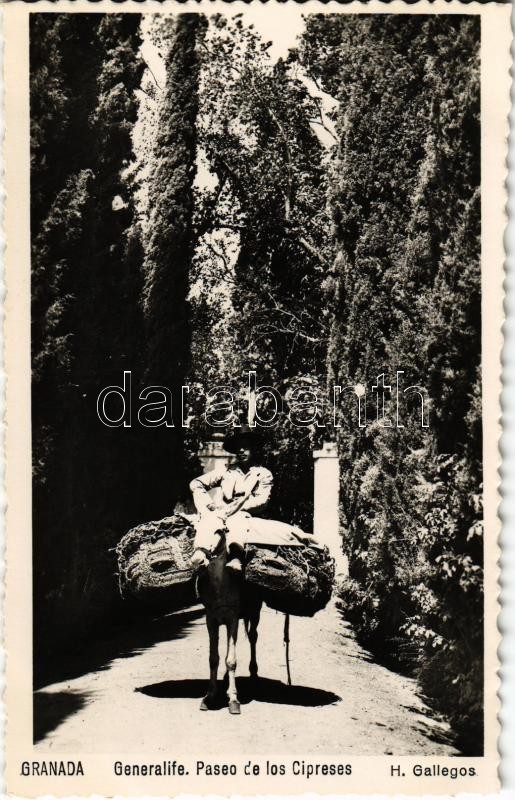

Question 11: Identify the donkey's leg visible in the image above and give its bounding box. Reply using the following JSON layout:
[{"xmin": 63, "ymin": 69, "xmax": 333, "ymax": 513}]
[
  {"xmin": 225, "ymin": 618, "xmax": 240, "ymax": 715},
  {"xmin": 200, "ymin": 616, "xmax": 219, "ymax": 711},
  {"xmin": 248, "ymin": 604, "xmax": 261, "ymax": 680},
  {"xmin": 208, "ymin": 617, "xmax": 220, "ymax": 698}
]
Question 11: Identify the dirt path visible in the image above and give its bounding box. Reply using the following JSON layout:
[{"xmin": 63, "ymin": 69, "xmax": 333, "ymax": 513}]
[{"xmin": 35, "ymin": 602, "xmax": 459, "ymax": 755}]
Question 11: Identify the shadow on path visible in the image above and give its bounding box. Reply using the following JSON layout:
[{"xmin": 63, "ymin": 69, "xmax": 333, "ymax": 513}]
[
  {"xmin": 399, "ymin": 704, "xmax": 457, "ymax": 749},
  {"xmin": 137, "ymin": 676, "xmax": 341, "ymax": 709},
  {"xmin": 35, "ymin": 606, "xmax": 205, "ymax": 690},
  {"xmin": 34, "ymin": 690, "xmax": 90, "ymax": 744}
]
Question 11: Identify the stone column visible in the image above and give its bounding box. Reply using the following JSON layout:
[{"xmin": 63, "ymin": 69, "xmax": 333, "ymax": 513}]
[{"xmin": 313, "ymin": 441, "xmax": 348, "ymax": 576}]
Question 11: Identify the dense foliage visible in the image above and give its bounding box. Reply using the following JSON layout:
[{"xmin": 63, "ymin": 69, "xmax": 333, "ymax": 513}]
[
  {"xmin": 32, "ymin": 11, "xmax": 483, "ymax": 751},
  {"xmin": 140, "ymin": 14, "xmax": 207, "ymax": 513},
  {"xmin": 300, "ymin": 15, "xmax": 482, "ymax": 752},
  {"xmin": 193, "ymin": 16, "xmax": 332, "ymax": 527},
  {"xmin": 31, "ymin": 14, "xmax": 147, "ymax": 679}
]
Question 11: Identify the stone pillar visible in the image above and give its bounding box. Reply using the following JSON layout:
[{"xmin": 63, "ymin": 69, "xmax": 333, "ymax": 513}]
[
  {"xmin": 197, "ymin": 433, "xmax": 234, "ymax": 505},
  {"xmin": 313, "ymin": 441, "xmax": 348, "ymax": 576}
]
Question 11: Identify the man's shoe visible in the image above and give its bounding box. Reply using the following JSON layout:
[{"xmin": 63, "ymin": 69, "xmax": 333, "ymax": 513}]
[{"xmin": 226, "ymin": 558, "xmax": 242, "ymax": 573}]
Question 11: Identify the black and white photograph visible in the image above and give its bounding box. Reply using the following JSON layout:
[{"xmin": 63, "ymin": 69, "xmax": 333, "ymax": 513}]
[{"xmin": 2, "ymin": 0, "xmax": 510, "ymax": 794}]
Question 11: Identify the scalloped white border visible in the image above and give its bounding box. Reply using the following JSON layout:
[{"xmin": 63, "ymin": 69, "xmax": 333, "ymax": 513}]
[
  {"xmin": 1, "ymin": 1, "xmax": 512, "ymax": 796},
  {"xmin": 498, "ymin": 2, "xmax": 515, "ymax": 792}
]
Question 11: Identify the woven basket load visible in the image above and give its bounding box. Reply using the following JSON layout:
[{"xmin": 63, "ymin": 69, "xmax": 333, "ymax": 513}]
[
  {"xmin": 244, "ymin": 543, "xmax": 335, "ymax": 617},
  {"xmin": 117, "ymin": 514, "xmax": 196, "ymax": 606}
]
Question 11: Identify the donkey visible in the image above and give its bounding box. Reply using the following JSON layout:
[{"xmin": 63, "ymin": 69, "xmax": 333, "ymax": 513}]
[{"xmin": 196, "ymin": 535, "xmax": 262, "ymax": 715}]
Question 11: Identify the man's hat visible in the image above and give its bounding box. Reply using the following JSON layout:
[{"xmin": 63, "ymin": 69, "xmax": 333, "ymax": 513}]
[{"xmin": 223, "ymin": 424, "xmax": 262, "ymax": 454}]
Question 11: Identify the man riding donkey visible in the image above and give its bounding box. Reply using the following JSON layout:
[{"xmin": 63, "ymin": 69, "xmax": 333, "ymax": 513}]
[
  {"xmin": 190, "ymin": 425, "xmax": 320, "ymax": 573},
  {"xmin": 116, "ymin": 425, "xmax": 333, "ymax": 714}
]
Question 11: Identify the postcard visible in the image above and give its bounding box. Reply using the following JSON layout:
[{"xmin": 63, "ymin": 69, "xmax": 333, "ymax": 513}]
[{"xmin": 3, "ymin": 0, "xmax": 510, "ymax": 794}]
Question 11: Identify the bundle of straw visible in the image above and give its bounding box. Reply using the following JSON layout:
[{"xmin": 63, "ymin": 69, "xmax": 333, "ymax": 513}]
[
  {"xmin": 244, "ymin": 542, "xmax": 335, "ymax": 617},
  {"xmin": 117, "ymin": 515, "xmax": 196, "ymax": 605}
]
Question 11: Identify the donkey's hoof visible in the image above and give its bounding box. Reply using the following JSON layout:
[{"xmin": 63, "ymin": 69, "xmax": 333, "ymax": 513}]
[
  {"xmin": 200, "ymin": 695, "xmax": 215, "ymax": 711},
  {"xmin": 228, "ymin": 700, "xmax": 241, "ymax": 715}
]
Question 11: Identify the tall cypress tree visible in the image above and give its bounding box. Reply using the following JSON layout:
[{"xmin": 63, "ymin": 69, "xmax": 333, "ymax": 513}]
[
  {"xmin": 31, "ymin": 14, "xmax": 103, "ymax": 671},
  {"xmin": 31, "ymin": 14, "xmax": 145, "ymax": 676},
  {"xmin": 301, "ymin": 14, "xmax": 481, "ymax": 749},
  {"xmin": 77, "ymin": 14, "xmax": 146, "ymax": 533},
  {"xmin": 143, "ymin": 14, "xmax": 206, "ymax": 515}
]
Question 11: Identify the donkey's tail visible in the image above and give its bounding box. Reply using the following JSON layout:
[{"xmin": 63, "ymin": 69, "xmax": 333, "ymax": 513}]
[{"xmin": 283, "ymin": 613, "xmax": 292, "ymax": 686}]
